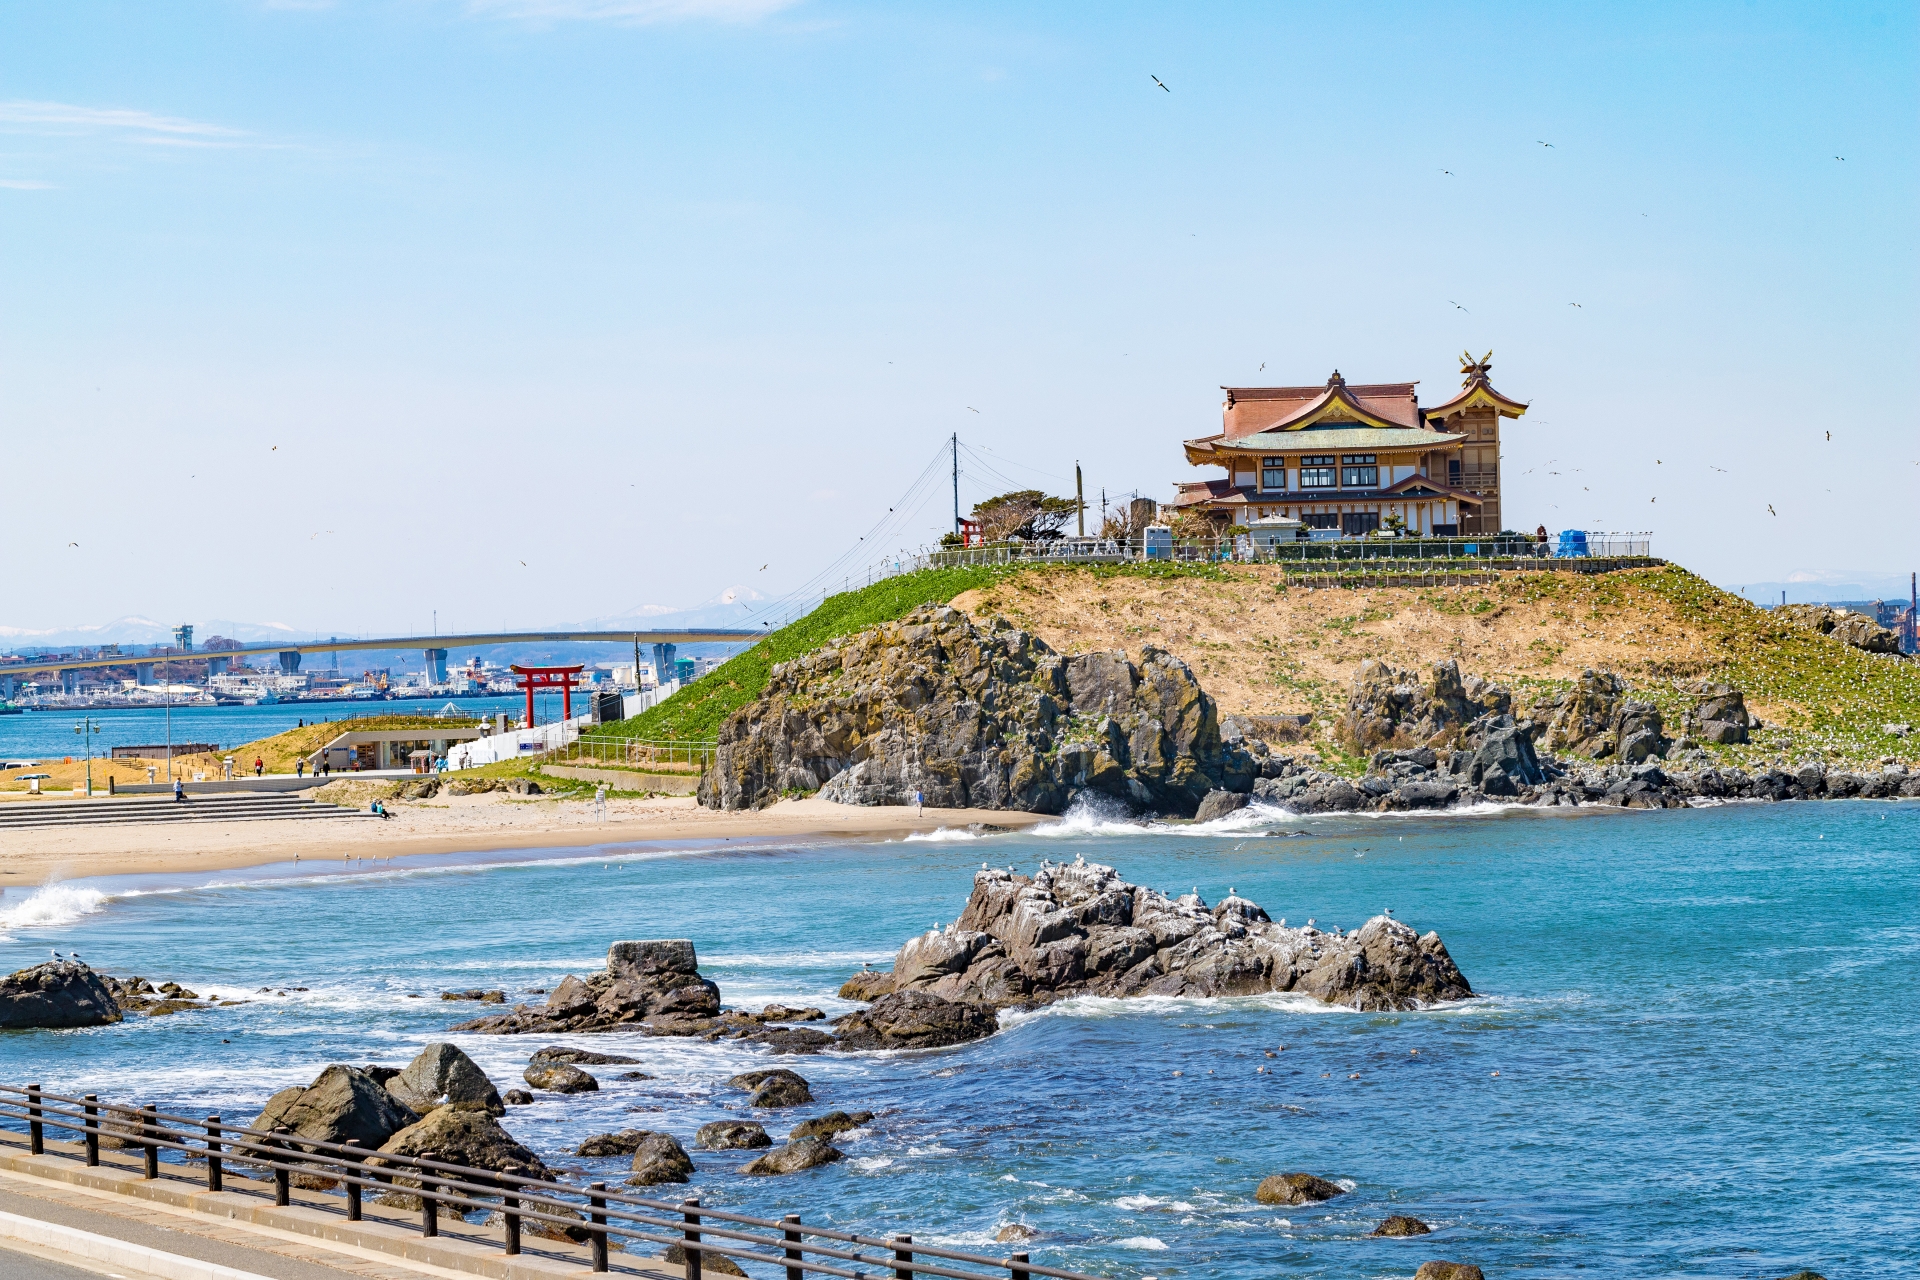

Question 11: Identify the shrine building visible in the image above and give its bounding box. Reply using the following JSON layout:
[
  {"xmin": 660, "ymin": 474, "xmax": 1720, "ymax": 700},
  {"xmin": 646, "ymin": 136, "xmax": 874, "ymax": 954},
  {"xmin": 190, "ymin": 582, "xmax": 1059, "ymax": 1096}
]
[{"xmin": 1172, "ymin": 353, "xmax": 1526, "ymax": 537}]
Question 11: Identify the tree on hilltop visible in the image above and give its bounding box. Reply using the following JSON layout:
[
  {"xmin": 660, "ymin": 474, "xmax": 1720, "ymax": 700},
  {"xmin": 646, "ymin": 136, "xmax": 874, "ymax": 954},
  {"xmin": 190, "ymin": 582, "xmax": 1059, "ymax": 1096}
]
[{"xmin": 972, "ymin": 489, "xmax": 1079, "ymax": 542}]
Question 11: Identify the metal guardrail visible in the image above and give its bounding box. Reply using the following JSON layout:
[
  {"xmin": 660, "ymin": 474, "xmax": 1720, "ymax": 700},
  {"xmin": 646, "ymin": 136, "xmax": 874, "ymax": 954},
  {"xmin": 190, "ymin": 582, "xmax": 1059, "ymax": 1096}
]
[
  {"xmin": 0, "ymin": 1084, "xmax": 1104, "ymax": 1280},
  {"xmin": 548, "ymin": 737, "xmax": 718, "ymax": 770},
  {"xmin": 919, "ymin": 533, "xmax": 1653, "ymax": 569}
]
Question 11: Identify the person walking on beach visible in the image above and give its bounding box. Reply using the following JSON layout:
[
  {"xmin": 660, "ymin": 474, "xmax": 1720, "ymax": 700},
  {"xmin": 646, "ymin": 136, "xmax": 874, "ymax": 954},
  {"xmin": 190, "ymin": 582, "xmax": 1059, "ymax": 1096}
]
[
  {"xmin": 914, "ymin": 788, "xmax": 924, "ymax": 816},
  {"xmin": 594, "ymin": 784, "xmax": 607, "ymax": 822}
]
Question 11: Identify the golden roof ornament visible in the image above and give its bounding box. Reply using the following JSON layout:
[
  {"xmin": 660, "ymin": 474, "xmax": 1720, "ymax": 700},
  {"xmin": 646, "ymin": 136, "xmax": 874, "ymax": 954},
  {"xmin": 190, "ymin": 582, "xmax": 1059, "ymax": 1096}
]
[{"xmin": 1458, "ymin": 350, "xmax": 1493, "ymax": 385}]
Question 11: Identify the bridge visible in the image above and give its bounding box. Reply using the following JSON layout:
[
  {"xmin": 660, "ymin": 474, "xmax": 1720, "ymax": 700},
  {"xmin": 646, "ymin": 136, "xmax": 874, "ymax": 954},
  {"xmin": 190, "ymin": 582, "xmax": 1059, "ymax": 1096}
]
[{"xmin": 0, "ymin": 628, "xmax": 763, "ymax": 684}]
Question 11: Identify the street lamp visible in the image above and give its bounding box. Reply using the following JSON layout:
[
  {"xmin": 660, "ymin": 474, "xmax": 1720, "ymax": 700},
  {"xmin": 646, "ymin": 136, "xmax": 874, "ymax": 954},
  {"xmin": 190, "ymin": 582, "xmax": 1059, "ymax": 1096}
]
[{"xmin": 73, "ymin": 716, "xmax": 102, "ymax": 796}]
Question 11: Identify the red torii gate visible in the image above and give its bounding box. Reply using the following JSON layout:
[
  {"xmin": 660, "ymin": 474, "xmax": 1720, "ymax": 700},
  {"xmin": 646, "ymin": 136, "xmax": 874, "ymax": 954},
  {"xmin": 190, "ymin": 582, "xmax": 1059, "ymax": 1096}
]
[{"xmin": 510, "ymin": 664, "xmax": 585, "ymax": 729}]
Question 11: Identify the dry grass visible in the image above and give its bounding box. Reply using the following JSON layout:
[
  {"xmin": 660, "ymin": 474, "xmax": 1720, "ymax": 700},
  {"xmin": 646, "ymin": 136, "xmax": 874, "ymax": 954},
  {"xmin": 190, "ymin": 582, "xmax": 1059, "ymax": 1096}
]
[{"xmin": 951, "ymin": 563, "xmax": 1920, "ymax": 769}]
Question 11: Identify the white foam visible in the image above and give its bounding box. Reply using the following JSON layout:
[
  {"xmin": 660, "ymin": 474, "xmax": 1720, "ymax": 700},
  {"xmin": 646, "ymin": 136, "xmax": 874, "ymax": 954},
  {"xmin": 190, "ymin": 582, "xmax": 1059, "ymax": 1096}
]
[
  {"xmin": 850, "ymin": 1156, "xmax": 895, "ymax": 1171},
  {"xmin": 0, "ymin": 884, "xmax": 109, "ymax": 937},
  {"xmin": 901, "ymin": 827, "xmax": 986, "ymax": 843},
  {"xmin": 1113, "ymin": 1194, "xmax": 1162, "ymax": 1210},
  {"xmin": 1114, "ymin": 1237, "xmax": 1169, "ymax": 1251}
]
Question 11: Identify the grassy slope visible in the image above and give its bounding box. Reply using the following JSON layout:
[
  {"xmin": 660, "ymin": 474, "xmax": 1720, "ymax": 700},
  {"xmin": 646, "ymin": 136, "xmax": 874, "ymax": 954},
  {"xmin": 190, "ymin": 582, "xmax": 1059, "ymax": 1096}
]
[
  {"xmin": 949, "ymin": 562, "xmax": 1918, "ymax": 770},
  {"xmin": 593, "ymin": 562, "xmax": 1232, "ymax": 743}
]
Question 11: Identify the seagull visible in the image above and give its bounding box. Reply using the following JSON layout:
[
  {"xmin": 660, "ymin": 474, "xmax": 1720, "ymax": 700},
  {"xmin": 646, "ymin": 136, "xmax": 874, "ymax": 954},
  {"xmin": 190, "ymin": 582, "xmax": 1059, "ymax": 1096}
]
[
  {"xmin": 1538, "ymin": 140, "xmax": 1554, "ymax": 148},
  {"xmin": 1767, "ymin": 504, "xmax": 1777, "ymax": 516},
  {"xmin": 1384, "ymin": 908, "xmax": 1394, "ymax": 916},
  {"xmin": 966, "ymin": 406, "xmax": 979, "ymax": 413},
  {"xmin": 1569, "ymin": 302, "xmax": 1583, "ymax": 308},
  {"xmin": 1449, "ymin": 300, "xmax": 1469, "ymax": 312},
  {"xmin": 759, "ymin": 564, "xmax": 768, "ymax": 571},
  {"xmin": 1825, "ymin": 431, "xmax": 1831, "ymax": 441},
  {"xmin": 50, "ymin": 949, "xmax": 59, "ymax": 959},
  {"xmin": 1835, "ymin": 156, "xmax": 1844, "ymax": 161},
  {"xmin": 519, "ymin": 561, "xmax": 526, "ymax": 566},
  {"xmin": 271, "ymin": 445, "xmax": 277, "ymax": 451},
  {"xmin": 68, "ymin": 542, "xmax": 78, "ymax": 547},
  {"xmin": 1258, "ymin": 362, "xmax": 1265, "ymax": 371},
  {"xmin": 1151, "ymin": 75, "xmax": 1170, "ymax": 92},
  {"xmin": 1440, "ymin": 169, "xmax": 1453, "ymax": 176}
]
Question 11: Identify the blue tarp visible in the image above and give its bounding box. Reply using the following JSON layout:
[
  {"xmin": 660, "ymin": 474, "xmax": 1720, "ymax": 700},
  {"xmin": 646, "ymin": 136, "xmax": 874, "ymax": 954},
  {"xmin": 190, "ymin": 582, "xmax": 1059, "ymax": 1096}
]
[{"xmin": 1556, "ymin": 530, "xmax": 1590, "ymax": 558}]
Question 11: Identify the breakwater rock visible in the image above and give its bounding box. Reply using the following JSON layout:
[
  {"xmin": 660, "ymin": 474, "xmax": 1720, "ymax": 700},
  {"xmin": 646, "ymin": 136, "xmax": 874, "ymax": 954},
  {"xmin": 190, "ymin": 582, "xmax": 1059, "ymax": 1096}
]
[
  {"xmin": 700, "ymin": 605, "xmax": 1254, "ymax": 816},
  {"xmin": 453, "ymin": 941, "xmax": 721, "ymax": 1036},
  {"xmin": 0, "ymin": 959, "xmax": 122, "ymax": 1029},
  {"xmin": 877, "ymin": 859, "xmax": 1471, "ymax": 1018}
]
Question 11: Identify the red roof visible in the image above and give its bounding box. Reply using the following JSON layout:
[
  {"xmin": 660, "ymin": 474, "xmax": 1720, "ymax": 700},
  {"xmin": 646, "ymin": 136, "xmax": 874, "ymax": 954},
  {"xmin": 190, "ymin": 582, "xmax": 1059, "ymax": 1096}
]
[{"xmin": 1221, "ymin": 377, "xmax": 1422, "ymax": 437}]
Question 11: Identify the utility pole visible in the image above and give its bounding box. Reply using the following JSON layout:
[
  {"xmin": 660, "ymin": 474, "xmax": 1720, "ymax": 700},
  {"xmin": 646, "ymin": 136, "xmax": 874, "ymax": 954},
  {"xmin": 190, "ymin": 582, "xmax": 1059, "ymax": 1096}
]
[
  {"xmin": 1076, "ymin": 461, "xmax": 1084, "ymax": 537},
  {"xmin": 74, "ymin": 715, "xmax": 100, "ymax": 796},
  {"xmin": 951, "ymin": 433, "xmax": 960, "ymax": 536}
]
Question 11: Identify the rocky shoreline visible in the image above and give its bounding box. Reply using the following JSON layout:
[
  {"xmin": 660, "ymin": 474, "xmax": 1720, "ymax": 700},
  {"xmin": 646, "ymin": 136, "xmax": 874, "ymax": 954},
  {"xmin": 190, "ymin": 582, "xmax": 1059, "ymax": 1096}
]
[{"xmin": 699, "ymin": 606, "xmax": 1916, "ymax": 819}]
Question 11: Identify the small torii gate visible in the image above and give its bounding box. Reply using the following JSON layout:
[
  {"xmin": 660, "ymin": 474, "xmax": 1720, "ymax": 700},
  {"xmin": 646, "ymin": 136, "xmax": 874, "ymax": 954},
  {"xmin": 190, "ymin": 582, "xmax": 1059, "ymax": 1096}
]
[{"xmin": 510, "ymin": 664, "xmax": 585, "ymax": 729}]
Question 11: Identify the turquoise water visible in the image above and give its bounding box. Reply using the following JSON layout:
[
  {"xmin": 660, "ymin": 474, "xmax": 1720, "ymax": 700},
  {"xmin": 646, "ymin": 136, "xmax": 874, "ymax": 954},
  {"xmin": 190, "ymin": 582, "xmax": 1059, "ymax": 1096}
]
[{"xmin": 2, "ymin": 800, "xmax": 1915, "ymax": 1278}]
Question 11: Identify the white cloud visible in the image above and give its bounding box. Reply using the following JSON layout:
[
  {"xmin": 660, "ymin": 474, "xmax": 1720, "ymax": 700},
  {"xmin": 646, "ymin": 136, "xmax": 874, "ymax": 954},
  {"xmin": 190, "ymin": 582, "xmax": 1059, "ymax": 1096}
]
[
  {"xmin": 464, "ymin": 0, "xmax": 799, "ymax": 23},
  {"xmin": 0, "ymin": 178, "xmax": 55, "ymax": 190},
  {"xmin": 0, "ymin": 101, "xmax": 246, "ymax": 143}
]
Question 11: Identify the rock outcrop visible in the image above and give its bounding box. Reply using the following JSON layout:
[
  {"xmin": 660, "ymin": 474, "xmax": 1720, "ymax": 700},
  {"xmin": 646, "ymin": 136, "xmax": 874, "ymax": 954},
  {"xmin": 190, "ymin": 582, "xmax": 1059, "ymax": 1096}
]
[
  {"xmin": 1339, "ymin": 659, "xmax": 1510, "ymax": 752},
  {"xmin": 867, "ymin": 861, "xmax": 1470, "ymax": 1026},
  {"xmin": 1538, "ymin": 669, "xmax": 1671, "ymax": 762},
  {"xmin": 831, "ymin": 990, "xmax": 999, "ymax": 1050},
  {"xmin": 577, "ymin": 1129, "xmax": 652, "ymax": 1157},
  {"xmin": 1372, "ymin": 1215, "xmax": 1433, "ymax": 1236},
  {"xmin": 697, "ymin": 1121, "xmax": 772, "ymax": 1150},
  {"xmin": 790, "ymin": 1111, "xmax": 873, "ymax": 1140},
  {"xmin": 523, "ymin": 1063, "xmax": 598, "ymax": 1094},
  {"xmin": 625, "ymin": 1132, "xmax": 694, "ymax": 1186},
  {"xmin": 1685, "ymin": 682, "xmax": 1755, "ymax": 745},
  {"xmin": 374, "ymin": 1107, "xmax": 548, "ymax": 1180},
  {"xmin": 385, "ymin": 1043, "xmax": 504, "ymax": 1116},
  {"xmin": 739, "ymin": 1136, "xmax": 843, "ymax": 1176},
  {"xmin": 0, "ymin": 960, "xmax": 123, "ymax": 1029},
  {"xmin": 1777, "ymin": 604, "xmax": 1903, "ymax": 655},
  {"xmin": 1256, "ymin": 1173, "xmax": 1345, "ymax": 1205},
  {"xmin": 700, "ymin": 606, "xmax": 1255, "ymax": 816},
  {"xmin": 253, "ymin": 1065, "xmax": 420, "ymax": 1150},
  {"xmin": 728, "ymin": 1069, "xmax": 813, "ymax": 1108},
  {"xmin": 453, "ymin": 940, "xmax": 721, "ymax": 1036},
  {"xmin": 1414, "ymin": 1264, "xmax": 1485, "ymax": 1280}
]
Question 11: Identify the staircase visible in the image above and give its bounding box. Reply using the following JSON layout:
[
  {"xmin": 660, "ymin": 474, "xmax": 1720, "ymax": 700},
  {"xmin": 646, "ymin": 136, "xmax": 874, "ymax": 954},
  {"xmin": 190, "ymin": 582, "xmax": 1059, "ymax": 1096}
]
[{"xmin": 0, "ymin": 792, "xmax": 374, "ymax": 831}]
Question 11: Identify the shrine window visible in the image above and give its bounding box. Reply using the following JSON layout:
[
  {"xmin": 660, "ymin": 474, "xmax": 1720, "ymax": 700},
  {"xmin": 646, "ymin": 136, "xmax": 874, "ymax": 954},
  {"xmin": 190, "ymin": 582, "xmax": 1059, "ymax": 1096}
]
[
  {"xmin": 1341, "ymin": 454, "xmax": 1378, "ymax": 487},
  {"xmin": 1299, "ymin": 456, "xmax": 1336, "ymax": 488},
  {"xmin": 1260, "ymin": 457, "xmax": 1287, "ymax": 490}
]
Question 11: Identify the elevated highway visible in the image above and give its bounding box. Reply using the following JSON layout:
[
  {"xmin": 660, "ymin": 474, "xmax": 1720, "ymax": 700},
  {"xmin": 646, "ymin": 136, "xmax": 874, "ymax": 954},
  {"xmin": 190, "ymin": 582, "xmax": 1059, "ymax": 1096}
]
[{"xmin": 0, "ymin": 628, "xmax": 762, "ymax": 681}]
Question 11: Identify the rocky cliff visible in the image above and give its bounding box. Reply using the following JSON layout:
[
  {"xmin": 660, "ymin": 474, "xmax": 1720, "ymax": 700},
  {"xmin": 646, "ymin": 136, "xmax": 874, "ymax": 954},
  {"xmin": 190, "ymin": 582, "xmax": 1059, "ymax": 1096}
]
[
  {"xmin": 700, "ymin": 605, "xmax": 1253, "ymax": 816},
  {"xmin": 882, "ymin": 858, "xmax": 1472, "ymax": 1013},
  {"xmin": 453, "ymin": 940, "xmax": 721, "ymax": 1036}
]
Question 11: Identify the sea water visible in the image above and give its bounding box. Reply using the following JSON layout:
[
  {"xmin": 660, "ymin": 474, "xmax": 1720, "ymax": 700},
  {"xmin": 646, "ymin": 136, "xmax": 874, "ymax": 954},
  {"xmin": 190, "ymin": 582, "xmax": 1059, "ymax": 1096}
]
[{"xmin": 1, "ymin": 800, "xmax": 1915, "ymax": 1278}]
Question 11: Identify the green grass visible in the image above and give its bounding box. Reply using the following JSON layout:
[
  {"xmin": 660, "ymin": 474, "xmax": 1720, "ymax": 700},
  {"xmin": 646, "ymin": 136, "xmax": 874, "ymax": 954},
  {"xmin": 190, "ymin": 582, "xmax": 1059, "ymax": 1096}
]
[{"xmin": 590, "ymin": 566, "xmax": 1018, "ymax": 742}]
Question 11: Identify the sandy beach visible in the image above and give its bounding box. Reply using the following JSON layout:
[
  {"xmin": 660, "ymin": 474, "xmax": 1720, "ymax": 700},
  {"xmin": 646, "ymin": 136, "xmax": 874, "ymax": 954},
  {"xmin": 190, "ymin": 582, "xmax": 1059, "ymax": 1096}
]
[{"xmin": 0, "ymin": 793, "xmax": 1047, "ymax": 885}]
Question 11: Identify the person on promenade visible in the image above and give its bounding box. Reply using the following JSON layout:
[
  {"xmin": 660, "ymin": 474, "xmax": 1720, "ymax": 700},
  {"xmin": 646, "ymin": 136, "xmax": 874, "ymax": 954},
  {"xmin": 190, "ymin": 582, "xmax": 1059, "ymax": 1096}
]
[
  {"xmin": 173, "ymin": 778, "xmax": 185, "ymax": 803},
  {"xmin": 254, "ymin": 756, "xmax": 264, "ymax": 776},
  {"xmin": 296, "ymin": 759, "xmax": 305, "ymax": 778}
]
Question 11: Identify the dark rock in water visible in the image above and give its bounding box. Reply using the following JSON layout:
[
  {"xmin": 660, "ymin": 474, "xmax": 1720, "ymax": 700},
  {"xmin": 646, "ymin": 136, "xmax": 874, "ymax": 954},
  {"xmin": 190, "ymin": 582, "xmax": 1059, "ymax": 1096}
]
[
  {"xmin": 577, "ymin": 1129, "xmax": 651, "ymax": 1157},
  {"xmin": 756, "ymin": 1004, "xmax": 826, "ymax": 1022},
  {"xmin": 1371, "ymin": 1215, "xmax": 1432, "ymax": 1237},
  {"xmin": 440, "ymin": 989, "xmax": 506, "ymax": 1003},
  {"xmin": 524, "ymin": 1063, "xmax": 599, "ymax": 1094},
  {"xmin": 385, "ymin": 1043, "xmax": 504, "ymax": 1116},
  {"xmin": 625, "ymin": 1132, "xmax": 694, "ymax": 1185},
  {"xmin": 697, "ymin": 1120, "xmax": 772, "ymax": 1150},
  {"xmin": 253, "ymin": 1065, "xmax": 420, "ymax": 1150},
  {"xmin": 700, "ymin": 605, "xmax": 1255, "ymax": 816},
  {"xmin": 832, "ymin": 990, "xmax": 999, "ymax": 1050},
  {"xmin": 737, "ymin": 1025, "xmax": 836, "ymax": 1055},
  {"xmin": 1413, "ymin": 1264, "xmax": 1484, "ymax": 1280},
  {"xmin": 0, "ymin": 959, "xmax": 122, "ymax": 1029},
  {"xmin": 995, "ymin": 1224, "xmax": 1039, "ymax": 1244},
  {"xmin": 744, "ymin": 1074, "xmax": 814, "ymax": 1113},
  {"xmin": 839, "ymin": 969, "xmax": 895, "ymax": 1002},
  {"xmin": 1771, "ymin": 1271, "xmax": 1827, "ymax": 1280},
  {"xmin": 618, "ymin": 1070, "xmax": 655, "ymax": 1080},
  {"xmin": 529, "ymin": 1045, "xmax": 641, "ymax": 1066},
  {"xmin": 664, "ymin": 1243, "xmax": 747, "ymax": 1276},
  {"xmin": 1255, "ymin": 1173, "xmax": 1345, "ymax": 1205},
  {"xmin": 789, "ymin": 1111, "xmax": 874, "ymax": 1141},
  {"xmin": 374, "ymin": 1107, "xmax": 547, "ymax": 1181},
  {"xmin": 453, "ymin": 940, "xmax": 722, "ymax": 1037},
  {"xmin": 1193, "ymin": 789, "xmax": 1251, "ymax": 822},
  {"xmin": 878, "ymin": 860, "xmax": 1471, "ymax": 1016},
  {"xmin": 502, "ymin": 1089, "xmax": 534, "ymax": 1106},
  {"xmin": 739, "ymin": 1136, "xmax": 843, "ymax": 1176}
]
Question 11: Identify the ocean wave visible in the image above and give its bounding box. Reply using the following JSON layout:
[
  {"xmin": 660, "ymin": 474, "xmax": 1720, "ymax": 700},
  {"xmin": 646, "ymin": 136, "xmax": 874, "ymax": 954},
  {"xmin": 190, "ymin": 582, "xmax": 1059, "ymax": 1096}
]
[
  {"xmin": 1113, "ymin": 1236, "xmax": 1169, "ymax": 1251},
  {"xmin": 901, "ymin": 827, "xmax": 989, "ymax": 843},
  {"xmin": 0, "ymin": 884, "xmax": 110, "ymax": 937},
  {"xmin": 850, "ymin": 1156, "xmax": 895, "ymax": 1171}
]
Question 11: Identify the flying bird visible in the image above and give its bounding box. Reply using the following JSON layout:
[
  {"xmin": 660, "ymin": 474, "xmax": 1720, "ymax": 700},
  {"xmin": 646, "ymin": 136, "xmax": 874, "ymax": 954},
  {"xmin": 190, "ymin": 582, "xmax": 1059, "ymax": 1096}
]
[
  {"xmin": 271, "ymin": 445, "xmax": 277, "ymax": 451},
  {"xmin": 68, "ymin": 541, "xmax": 78, "ymax": 547},
  {"xmin": 1767, "ymin": 504, "xmax": 1777, "ymax": 516},
  {"xmin": 1440, "ymin": 169, "xmax": 1453, "ymax": 176},
  {"xmin": 1449, "ymin": 300, "xmax": 1469, "ymax": 312},
  {"xmin": 966, "ymin": 406, "xmax": 979, "ymax": 413},
  {"xmin": 1538, "ymin": 140, "xmax": 1555, "ymax": 147},
  {"xmin": 1835, "ymin": 156, "xmax": 1844, "ymax": 161},
  {"xmin": 759, "ymin": 564, "xmax": 768, "ymax": 571},
  {"xmin": 1569, "ymin": 302, "xmax": 1583, "ymax": 308},
  {"xmin": 1825, "ymin": 430, "xmax": 1831, "ymax": 440},
  {"xmin": 519, "ymin": 560, "xmax": 527, "ymax": 566},
  {"xmin": 1151, "ymin": 75, "xmax": 1170, "ymax": 92},
  {"xmin": 1258, "ymin": 362, "xmax": 1265, "ymax": 371}
]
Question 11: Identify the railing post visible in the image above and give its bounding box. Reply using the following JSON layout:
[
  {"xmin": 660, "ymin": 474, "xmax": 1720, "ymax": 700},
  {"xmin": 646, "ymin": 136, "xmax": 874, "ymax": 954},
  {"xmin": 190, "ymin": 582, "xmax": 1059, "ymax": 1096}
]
[
  {"xmin": 782, "ymin": 1214, "xmax": 802, "ymax": 1280},
  {"xmin": 588, "ymin": 1181, "xmax": 609, "ymax": 1272},
  {"xmin": 418, "ymin": 1153, "xmax": 438, "ymax": 1237},
  {"xmin": 271, "ymin": 1128, "xmax": 292, "ymax": 1206},
  {"xmin": 27, "ymin": 1084, "xmax": 43, "ymax": 1155},
  {"xmin": 1009, "ymin": 1251, "xmax": 1030, "ymax": 1280},
  {"xmin": 343, "ymin": 1139, "xmax": 363, "ymax": 1221},
  {"xmin": 502, "ymin": 1191, "xmax": 521, "ymax": 1256},
  {"xmin": 83, "ymin": 1095, "xmax": 99, "ymax": 1167},
  {"xmin": 681, "ymin": 1196, "xmax": 702, "ymax": 1280},
  {"xmin": 141, "ymin": 1105, "xmax": 159, "ymax": 1179},
  {"xmin": 893, "ymin": 1233, "xmax": 914, "ymax": 1280},
  {"xmin": 204, "ymin": 1115, "xmax": 222, "ymax": 1191}
]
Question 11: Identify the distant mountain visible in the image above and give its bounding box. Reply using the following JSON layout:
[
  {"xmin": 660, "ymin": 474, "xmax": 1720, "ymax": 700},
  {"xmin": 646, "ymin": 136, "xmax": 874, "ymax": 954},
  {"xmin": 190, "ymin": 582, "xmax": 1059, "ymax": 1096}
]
[{"xmin": 1721, "ymin": 569, "xmax": 1917, "ymax": 607}]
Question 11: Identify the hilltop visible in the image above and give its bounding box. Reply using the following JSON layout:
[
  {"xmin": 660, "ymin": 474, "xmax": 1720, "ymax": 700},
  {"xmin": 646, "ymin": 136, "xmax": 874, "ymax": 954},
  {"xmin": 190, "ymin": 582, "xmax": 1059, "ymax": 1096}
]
[{"xmin": 614, "ymin": 561, "xmax": 1916, "ymax": 773}]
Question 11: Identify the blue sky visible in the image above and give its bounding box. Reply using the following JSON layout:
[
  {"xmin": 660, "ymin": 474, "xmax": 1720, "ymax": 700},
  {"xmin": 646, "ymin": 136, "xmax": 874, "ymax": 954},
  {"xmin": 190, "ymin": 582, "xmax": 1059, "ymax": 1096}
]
[{"xmin": 2, "ymin": 0, "xmax": 1914, "ymax": 638}]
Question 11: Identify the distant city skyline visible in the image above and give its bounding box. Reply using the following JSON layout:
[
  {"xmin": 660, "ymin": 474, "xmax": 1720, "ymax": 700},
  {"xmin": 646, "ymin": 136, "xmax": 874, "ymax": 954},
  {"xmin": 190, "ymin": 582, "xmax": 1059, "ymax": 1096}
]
[{"xmin": 2, "ymin": 1, "xmax": 1913, "ymax": 633}]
